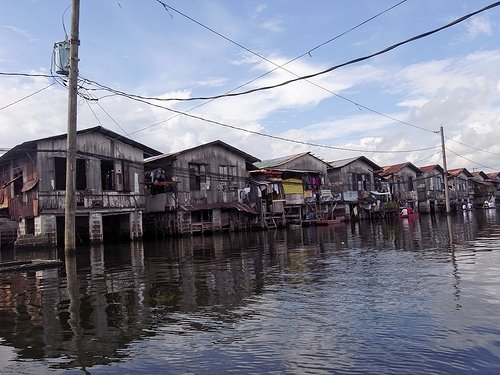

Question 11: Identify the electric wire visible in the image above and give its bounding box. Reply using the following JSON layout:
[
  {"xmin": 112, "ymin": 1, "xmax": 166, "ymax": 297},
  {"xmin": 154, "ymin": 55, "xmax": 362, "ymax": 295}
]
[
  {"xmin": 153, "ymin": 1, "xmax": 413, "ymax": 128},
  {"xmin": 446, "ymin": 147, "xmax": 499, "ymax": 171},
  {"xmin": 154, "ymin": 0, "xmax": 436, "ymax": 134},
  {"xmin": 99, "ymin": 89, "xmax": 440, "ymax": 154},
  {"xmin": 446, "ymin": 137, "xmax": 500, "ymax": 157},
  {"xmin": 2, "ymin": 2, "xmax": 500, "ymax": 161},
  {"xmin": 87, "ymin": 1, "xmax": 420, "ymax": 135},
  {"xmin": 150, "ymin": 1, "xmax": 500, "ymax": 103},
  {"xmin": 0, "ymin": 83, "xmax": 55, "ymax": 111}
]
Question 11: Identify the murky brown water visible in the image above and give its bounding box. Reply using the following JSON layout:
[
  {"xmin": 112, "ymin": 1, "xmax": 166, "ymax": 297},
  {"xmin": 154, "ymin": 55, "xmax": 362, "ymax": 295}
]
[{"xmin": 1, "ymin": 210, "xmax": 499, "ymax": 374}]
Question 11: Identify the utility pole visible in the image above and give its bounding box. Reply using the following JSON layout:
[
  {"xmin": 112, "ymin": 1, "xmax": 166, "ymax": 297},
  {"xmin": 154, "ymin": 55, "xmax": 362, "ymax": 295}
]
[
  {"xmin": 440, "ymin": 126, "xmax": 451, "ymax": 214},
  {"xmin": 64, "ymin": 0, "xmax": 81, "ymax": 254}
]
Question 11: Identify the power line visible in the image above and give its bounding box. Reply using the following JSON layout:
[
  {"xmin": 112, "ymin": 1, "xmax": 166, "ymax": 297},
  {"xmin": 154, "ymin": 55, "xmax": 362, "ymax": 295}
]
[
  {"xmin": 127, "ymin": 0, "xmax": 409, "ymax": 135},
  {"xmin": 104, "ymin": 89, "xmax": 439, "ymax": 154},
  {"xmin": 446, "ymin": 147, "xmax": 499, "ymax": 171},
  {"xmin": 0, "ymin": 83, "xmax": 55, "ymax": 111},
  {"xmin": 0, "ymin": 72, "xmax": 56, "ymax": 79},
  {"xmin": 150, "ymin": 1, "xmax": 500, "ymax": 102},
  {"xmin": 447, "ymin": 137, "xmax": 500, "ymax": 157}
]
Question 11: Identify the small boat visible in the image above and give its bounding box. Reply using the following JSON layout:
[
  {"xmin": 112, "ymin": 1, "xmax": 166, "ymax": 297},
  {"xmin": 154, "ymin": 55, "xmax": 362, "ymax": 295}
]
[
  {"xmin": 399, "ymin": 207, "xmax": 418, "ymax": 219},
  {"xmin": 481, "ymin": 196, "xmax": 496, "ymax": 209},
  {"xmin": 0, "ymin": 259, "xmax": 63, "ymax": 273},
  {"xmin": 399, "ymin": 212, "xmax": 419, "ymax": 219}
]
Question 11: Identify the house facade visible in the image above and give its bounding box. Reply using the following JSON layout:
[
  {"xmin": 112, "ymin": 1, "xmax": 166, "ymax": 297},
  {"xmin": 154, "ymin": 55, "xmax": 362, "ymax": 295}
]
[
  {"xmin": 0, "ymin": 126, "xmax": 160, "ymax": 247},
  {"xmin": 486, "ymin": 172, "xmax": 500, "ymax": 204},
  {"xmin": 417, "ymin": 164, "xmax": 445, "ymax": 214},
  {"xmin": 143, "ymin": 140, "xmax": 260, "ymax": 236},
  {"xmin": 327, "ymin": 156, "xmax": 383, "ymax": 220},
  {"xmin": 251, "ymin": 152, "xmax": 334, "ymax": 226},
  {"xmin": 447, "ymin": 168, "xmax": 473, "ymax": 210},
  {"xmin": 470, "ymin": 171, "xmax": 495, "ymax": 207},
  {"xmin": 379, "ymin": 162, "xmax": 420, "ymax": 209}
]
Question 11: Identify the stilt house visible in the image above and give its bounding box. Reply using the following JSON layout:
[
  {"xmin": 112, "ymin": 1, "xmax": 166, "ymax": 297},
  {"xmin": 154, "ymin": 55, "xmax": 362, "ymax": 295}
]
[
  {"xmin": 447, "ymin": 168, "xmax": 473, "ymax": 210},
  {"xmin": 250, "ymin": 152, "xmax": 334, "ymax": 227},
  {"xmin": 417, "ymin": 164, "xmax": 445, "ymax": 214},
  {"xmin": 143, "ymin": 140, "xmax": 260, "ymax": 236},
  {"xmin": 378, "ymin": 162, "xmax": 420, "ymax": 209},
  {"xmin": 327, "ymin": 156, "xmax": 383, "ymax": 221},
  {"xmin": 0, "ymin": 126, "xmax": 160, "ymax": 247}
]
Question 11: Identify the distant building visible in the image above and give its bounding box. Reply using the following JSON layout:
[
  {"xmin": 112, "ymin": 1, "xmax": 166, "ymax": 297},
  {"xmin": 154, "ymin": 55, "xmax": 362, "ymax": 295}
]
[
  {"xmin": 417, "ymin": 164, "xmax": 445, "ymax": 214},
  {"xmin": 447, "ymin": 168, "xmax": 473, "ymax": 210},
  {"xmin": 378, "ymin": 162, "xmax": 420, "ymax": 209},
  {"xmin": 251, "ymin": 152, "xmax": 334, "ymax": 226},
  {"xmin": 327, "ymin": 156, "xmax": 383, "ymax": 220},
  {"xmin": 469, "ymin": 171, "xmax": 495, "ymax": 207}
]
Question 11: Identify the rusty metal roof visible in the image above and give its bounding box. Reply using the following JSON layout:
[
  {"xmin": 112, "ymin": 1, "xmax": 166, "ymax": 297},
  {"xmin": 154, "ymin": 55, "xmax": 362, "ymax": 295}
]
[
  {"xmin": 447, "ymin": 168, "xmax": 472, "ymax": 178},
  {"xmin": 419, "ymin": 164, "xmax": 443, "ymax": 174},
  {"xmin": 145, "ymin": 140, "xmax": 260, "ymax": 164},
  {"xmin": 380, "ymin": 162, "xmax": 420, "ymax": 177},
  {"xmin": 254, "ymin": 152, "xmax": 310, "ymax": 169}
]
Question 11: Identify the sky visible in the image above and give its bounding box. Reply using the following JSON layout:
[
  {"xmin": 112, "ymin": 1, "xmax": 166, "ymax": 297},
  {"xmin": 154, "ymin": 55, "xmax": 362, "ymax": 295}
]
[{"xmin": 1, "ymin": 0, "xmax": 500, "ymax": 172}]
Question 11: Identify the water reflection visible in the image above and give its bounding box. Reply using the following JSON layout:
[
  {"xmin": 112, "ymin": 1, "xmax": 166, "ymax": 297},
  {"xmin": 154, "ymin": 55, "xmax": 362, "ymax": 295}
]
[{"xmin": 0, "ymin": 212, "xmax": 499, "ymax": 373}]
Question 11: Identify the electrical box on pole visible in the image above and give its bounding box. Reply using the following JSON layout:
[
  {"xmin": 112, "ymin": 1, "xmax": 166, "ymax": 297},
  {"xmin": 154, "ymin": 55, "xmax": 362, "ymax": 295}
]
[{"xmin": 53, "ymin": 40, "xmax": 70, "ymax": 75}]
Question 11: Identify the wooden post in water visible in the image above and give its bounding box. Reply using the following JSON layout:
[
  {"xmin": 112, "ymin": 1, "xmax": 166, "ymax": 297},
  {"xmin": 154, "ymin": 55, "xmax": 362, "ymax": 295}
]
[
  {"xmin": 440, "ymin": 126, "xmax": 451, "ymax": 214},
  {"xmin": 64, "ymin": 0, "xmax": 81, "ymax": 254}
]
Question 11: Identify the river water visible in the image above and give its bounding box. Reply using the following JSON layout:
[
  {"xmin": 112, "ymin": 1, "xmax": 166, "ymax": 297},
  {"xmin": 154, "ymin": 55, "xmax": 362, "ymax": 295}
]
[{"xmin": 0, "ymin": 210, "xmax": 499, "ymax": 374}]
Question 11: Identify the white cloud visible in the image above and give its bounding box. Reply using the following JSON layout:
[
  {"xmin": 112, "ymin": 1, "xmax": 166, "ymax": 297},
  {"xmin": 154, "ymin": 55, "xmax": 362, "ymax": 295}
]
[
  {"xmin": 0, "ymin": 25, "xmax": 38, "ymax": 43},
  {"xmin": 261, "ymin": 20, "xmax": 284, "ymax": 33},
  {"xmin": 465, "ymin": 15, "xmax": 492, "ymax": 40}
]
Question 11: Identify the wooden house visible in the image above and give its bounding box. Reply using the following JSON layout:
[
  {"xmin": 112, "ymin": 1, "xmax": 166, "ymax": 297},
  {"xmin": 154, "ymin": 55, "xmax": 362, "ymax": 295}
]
[
  {"xmin": 378, "ymin": 162, "xmax": 420, "ymax": 209},
  {"xmin": 143, "ymin": 140, "xmax": 260, "ymax": 235},
  {"xmin": 469, "ymin": 171, "xmax": 495, "ymax": 207},
  {"xmin": 327, "ymin": 156, "xmax": 383, "ymax": 220},
  {"xmin": 417, "ymin": 164, "xmax": 445, "ymax": 214},
  {"xmin": 0, "ymin": 126, "xmax": 160, "ymax": 247},
  {"xmin": 250, "ymin": 152, "xmax": 333, "ymax": 226},
  {"xmin": 486, "ymin": 172, "xmax": 500, "ymax": 204},
  {"xmin": 447, "ymin": 168, "xmax": 473, "ymax": 210}
]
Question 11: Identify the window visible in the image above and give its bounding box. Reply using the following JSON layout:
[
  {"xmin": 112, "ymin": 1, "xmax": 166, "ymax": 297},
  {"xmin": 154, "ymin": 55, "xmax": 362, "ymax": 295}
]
[
  {"xmin": 101, "ymin": 160, "xmax": 115, "ymax": 191},
  {"xmin": 123, "ymin": 161, "xmax": 131, "ymax": 191},
  {"xmin": 189, "ymin": 163, "xmax": 206, "ymax": 191},
  {"xmin": 219, "ymin": 165, "xmax": 237, "ymax": 188},
  {"xmin": 351, "ymin": 173, "xmax": 370, "ymax": 191},
  {"xmin": 408, "ymin": 176, "xmax": 414, "ymax": 191},
  {"xmin": 54, "ymin": 157, "xmax": 87, "ymax": 191},
  {"xmin": 13, "ymin": 169, "xmax": 23, "ymax": 196}
]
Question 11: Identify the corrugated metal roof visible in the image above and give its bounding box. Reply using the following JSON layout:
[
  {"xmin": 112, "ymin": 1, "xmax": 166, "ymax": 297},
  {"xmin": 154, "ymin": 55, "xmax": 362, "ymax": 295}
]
[
  {"xmin": 380, "ymin": 163, "xmax": 409, "ymax": 176},
  {"xmin": 328, "ymin": 156, "xmax": 381, "ymax": 171},
  {"xmin": 144, "ymin": 140, "xmax": 260, "ymax": 164},
  {"xmin": 419, "ymin": 164, "xmax": 443, "ymax": 174},
  {"xmin": 328, "ymin": 156, "xmax": 359, "ymax": 168},
  {"xmin": 0, "ymin": 126, "xmax": 162, "ymax": 162},
  {"xmin": 254, "ymin": 152, "xmax": 309, "ymax": 169},
  {"xmin": 447, "ymin": 168, "xmax": 472, "ymax": 178}
]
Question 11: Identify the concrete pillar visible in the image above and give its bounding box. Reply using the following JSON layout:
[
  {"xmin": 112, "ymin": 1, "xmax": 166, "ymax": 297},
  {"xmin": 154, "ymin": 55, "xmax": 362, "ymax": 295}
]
[
  {"xmin": 89, "ymin": 213, "xmax": 103, "ymax": 243},
  {"xmin": 130, "ymin": 211, "xmax": 143, "ymax": 240},
  {"xmin": 37, "ymin": 215, "xmax": 57, "ymax": 245},
  {"xmin": 212, "ymin": 208, "xmax": 221, "ymax": 231},
  {"xmin": 18, "ymin": 219, "xmax": 26, "ymax": 236}
]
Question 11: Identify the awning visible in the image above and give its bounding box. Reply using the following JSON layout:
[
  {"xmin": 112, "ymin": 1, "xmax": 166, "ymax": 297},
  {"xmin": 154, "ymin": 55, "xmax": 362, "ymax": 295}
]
[
  {"xmin": 22, "ymin": 178, "xmax": 39, "ymax": 193},
  {"xmin": 0, "ymin": 174, "xmax": 22, "ymax": 189},
  {"xmin": 180, "ymin": 202, "xmax": 256, "ymax": 215},
  {"xmin": 370, "ymin": 191, "xmax": 391, "ymax": 196}
]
